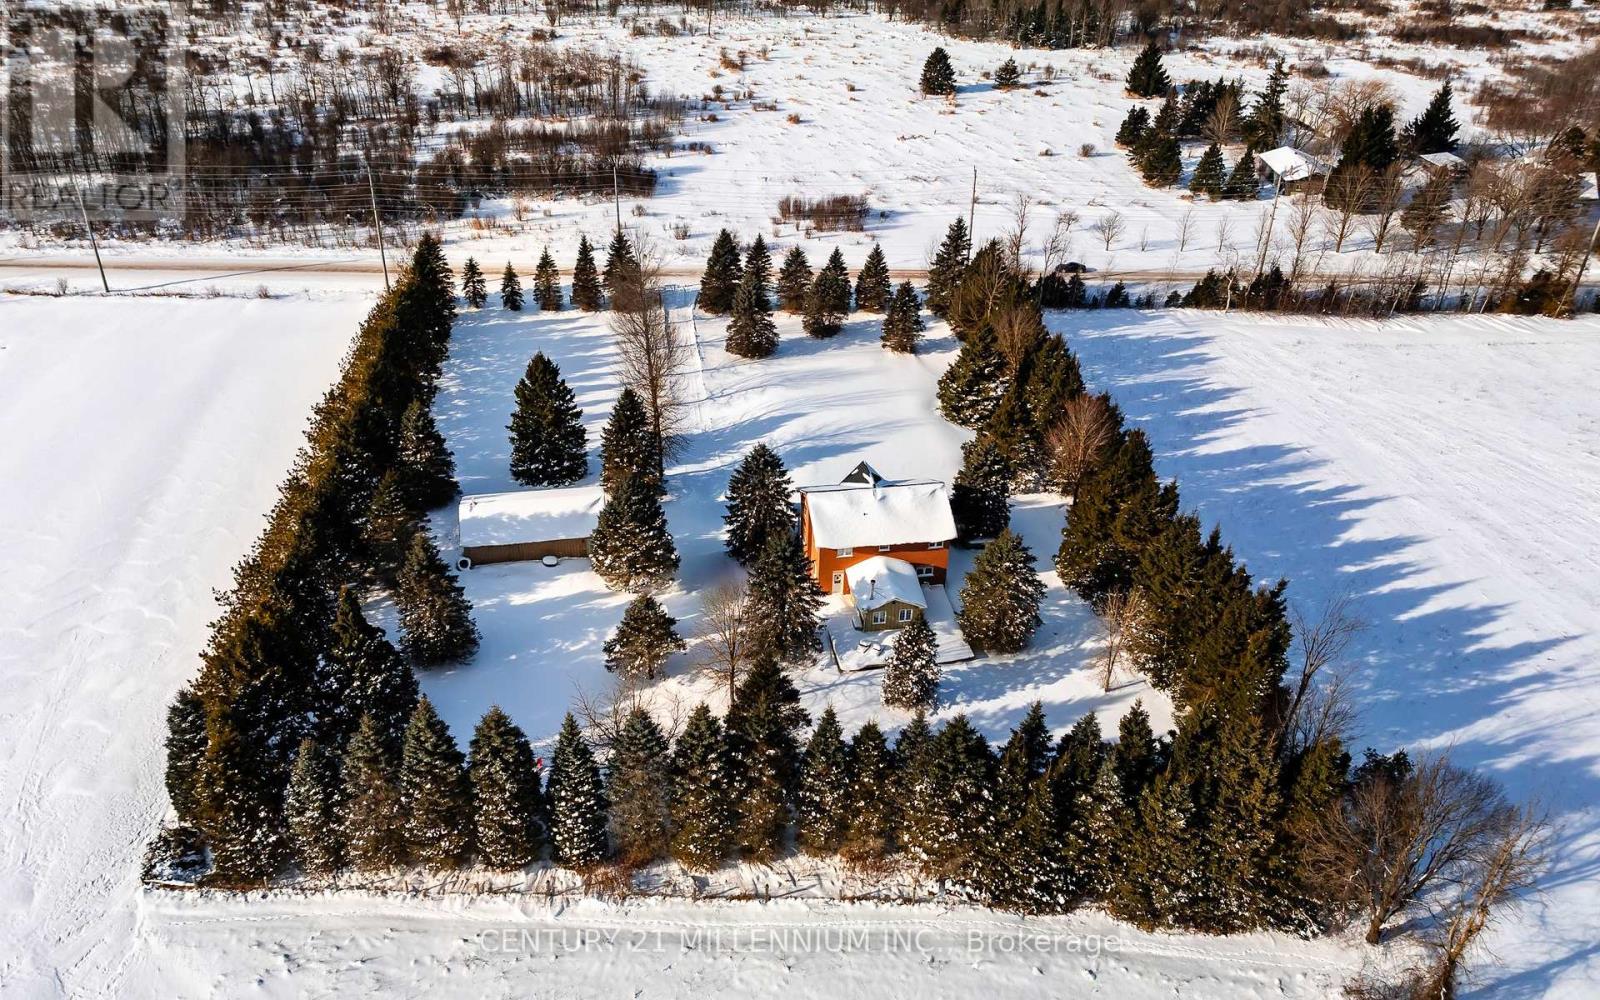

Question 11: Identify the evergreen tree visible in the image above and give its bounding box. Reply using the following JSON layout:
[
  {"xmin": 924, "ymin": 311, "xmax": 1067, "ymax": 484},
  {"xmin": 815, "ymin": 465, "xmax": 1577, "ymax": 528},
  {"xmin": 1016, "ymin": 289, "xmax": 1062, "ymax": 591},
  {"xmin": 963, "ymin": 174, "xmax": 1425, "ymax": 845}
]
[
  {"xmin": 776, "ymin": 246, "xmax": 813, "ymax": 313},
  {"xmin": 603, "ymin": 229, "xmax": 640, "ymax": 295},
  {"xmin": 396, "ymin": 531, "xmax": 480, "ymax": 666},
  {"xmin": 1191, "ymin": 142, "xmax": 1228, "ymax": 198},
  {"xmin": 533, "ymin": 247, "xmax": 563, "ymax": 311},
  {"xmin": 1139, "ymin": 132, "xmax": 1183, "ymax": 186},
  {"xmin": 508, "ymin": 352, "xmax": 588, "ymax": 487},
  {"xmin": 1116, "ymin": 105, "xmax": 1152, "ymax": 148},
  {"xmin": 364, "ymin": 469, "xmax": 418, "ymax": 583},
  {"xmin": 920, "ymin": 47, "xmax": 957, "ymax": 96},
  {"xmin": 977, "ymin": 727, "xmax": 1067, "ymax": 912},
  {"xmin": 900, "ymin": 716, "xmax": 994, "ymax": 880},
  {"xmin": 803, "ymin": 249, "xmax": 851, "ymax": 337},
  {"xmin": 726, "ymin": 649, "xmax": 809, "ymax": 859},
  {"xmin": 398, "ymin": 398, "xmax": 458, "ymax": 510},
  {"xmin": 698, "ymin": 229, "xmax": 744, "ymax": 315},
  {"xmin": 316, "ymin": 586, "xmax": 418, "ymax": 749},
  {"xmin": 951, "ymin": 434, "xmax": 1012, "ymax": 542},
  {"xmin": 746, "ymin": 531, "xmax": 824, "ymax": 664},
  {"xmin": 722, "ymin": 443, "xmax": 796, "ymax": 564},
  {"xmin": 670, "ymin": 704, "xmax": 738, "ymax": 870},
  {"xmin": 841, "ymin": 721, "xmax": 898, "ymax": 862},
  {"xmin": 725, "ymin": 260, "xmax": 779, "ymax": 358},
  {"xmin": 599, "ymin": 387, "xmax": 660, "ymax": 493},
  {"xmin": 571, "ymin": 234, "xmax": 604, "ymax": 311},
  {"xmin": 1056, "ymin": 429, "xmax": 1178, "ymax": 609},
  {"xmin": 192, "ymin": 703, "xmax": 289, "ymax": 881},
  {"xmin": 468, "ymin": 706, "xmax": 546, "ymax": 870},
  {"xmin": 1074, "ymin": 755, "xmax": 1130, "ymax": 903},
  {"xmin": 1327, "ymin": 104, "xmax": 1399, "ymax": 206},
  {"xmin": 796, "ymin": 707, "xmax": 852, "ymax": 854},
  {"xmin": 588, "ymin": 474, "xmax": 680, "ymax": 591},
  {"xmin": 926, "ymin": 218, "xmax": 971, "ymax": 317},
  {"xmin": 341, "ymin": 713, "xmax": 408, "ymax": 870},
  {"xmin": 854, "ymin": 243, "xmax": 892, "ymax": 313},
  {"xmin": 606, "ymin": 707, "xmax": 673, "ymax": 865},
  {"xmin": 936, "ymin": 325, "xmax": 1007, "ymax": 427},
  {"xmin": 1125, "ymin": 42, "xmax": 1170, "ymax": 98},
  {"xmin": 994, "ymin": 56, "xmax": 1021, "ymax": 90},
  {"xmin": 500, "ymin": 262, "xmax": 523, "ymax": 311},
  {"xmin": 1241, "ymin": 58, "xmax": 1288, "ymax": 150},
  {"xmin": 399, "ymin": 697, "xmax": 472, "ymax": 867},
  {"xmin": 1405, "ymin": 80, "xmax": 1459, "ymax": 155},
  {"xmin": 1223, "ymin": 152, "xmax": 1260, "ymax": 200},
  {"xmin": 958, "ymin": 529, "xmax": 1045, "ymax": 654},
  {"xmin": 891, "ymin": 711, "xmax": 935, "ymax": 822},
  {"xmin": 547, "ymin": 714, "xmax": 608, "ymax": 868},
  {"xmin": 743, "ymin": 234, "xmax": 774, "ymax": 308},
  {"xmin": 603, "ymin": 594, "xmax": 685, "ymax": 680},
  {"xmin": 285, "ymin": 737, "xmax": 346, "ymax": 876},
  {"xmin": 1401, "ymin": 168, "xmax": 1454, "ymax": 249},
  {"xmin": 164, "ymin": 688, "xmax": 207, "ymax": 826},
  {"xmin": 882, "ymin": 616, "xmax": 940, "ymax": 711},
  {"xmin": 460, "ymin": 257, "xmax": 488, "ymax": 308},
  {"xmin": 881, "ymin": 281, "xmax": 925, "ymax": 353}
]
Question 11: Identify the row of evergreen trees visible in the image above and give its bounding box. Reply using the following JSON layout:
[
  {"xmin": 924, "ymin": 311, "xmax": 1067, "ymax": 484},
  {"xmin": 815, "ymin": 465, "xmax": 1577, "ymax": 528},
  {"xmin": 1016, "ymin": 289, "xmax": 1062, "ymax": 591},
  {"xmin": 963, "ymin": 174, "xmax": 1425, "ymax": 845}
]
[
  {"xmin": 459, "ymin": 229, "xmax": 652, "ymax": 314},
  {"xmin": 1117, "ymin": 56, "xmax": 1289, "ymax": 193}
]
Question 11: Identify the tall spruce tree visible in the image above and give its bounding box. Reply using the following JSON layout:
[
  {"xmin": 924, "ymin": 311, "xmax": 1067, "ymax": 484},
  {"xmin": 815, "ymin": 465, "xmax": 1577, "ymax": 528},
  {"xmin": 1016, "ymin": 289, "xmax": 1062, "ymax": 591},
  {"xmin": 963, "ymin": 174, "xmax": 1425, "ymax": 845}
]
[
  {"xmin": 461, "ymin": 257, "xmax": 488, "ymax": 308},
  {"xmin": 926, "ymin": 218, "xmax": 971, "ymax": 317},
  {"xmin": 603, "ymin": 594, "xmax": 685, "ymax": 680},
  {"xmin": 1405, "ymin": 80, "xmax": 1459, "ymax": 155},
  {"xmin": 364, "ymin": 469, "xmax": 418, "ymax": 584},
  {"xmin": 882, "ymin": 616, "xmax": 940, "ymax": 711},
  {"xmin": 726, "ymin": 649, "xmax": 808, "ymax": 860},
  {"xmin": 396, "ymin": 531, "xmax": 480, "ymax": 666},
  {"xmin": 1191, "ymin": 143, "xmax": 1228, "ymax": 199},
  {"xmin": 669, "ymin": 704, "xmax": 738, "ymax": 870},
  {"xmin": 571, "ymin": 234, "xmax": 604, "ymax": 311},
  {"xmin": 776, "ymin": 246, "xmax": 813, "ymax": 313},
  {"xmin": 698, "ymin": 229, "xmax": 744, "ymax": 314},
  {"xmin": 285, "ymin": 737, "xmax": 346, "ymax": 876},
  {"xmin": 747, "ymin": 531, "xmax": 824, "ymax": 664},
  {"xmin": 603, "ymin": 228, "xmax": 640, "ymax": 295},
  {"xmin": 1223, "ymin": 150, "xmax": 1260, "ymax": 200},
  {"xmin": 920, "ymin": 47, "xmax": 957, "ymax": 96},
  {"xmin": 840, "ymin": 721, "xmax": 898, "ymax": 863},
  {"xmin": 725, "ymin": 260, "xmax": 779, "ymax": 358},
  {"xmin": 936, "ymin": 325, "xmax": 1007, "ymax": 427},
  {"xmin": 1056, "ymin": 429, "xmax": 1178, "ymax": 609},
  {"xmin": 398, "ymin": 398, "xmax": 458, "ymax": 510},
  {"xmin": 588, "ymin": 474, "xmax": 680, "ymax": 591},
  {"xmin": 900, "ymin": 716, "xmax": 994, "ymax": 880},
  {"xmin": 316, "ymin": 586, "xmax": 418, "ymax": 749},
  {"xmin": 399, "ymin": 697, "xmax": 472, "ymax": 867},
  {"xmin": 854, "ymin": 243, "xmax": 892, "ymax": 312},
  {"xmin": 192, "ymin": 703, "xmax": 289, "ymax": 881},
  {"xmin": 743, "ymin": 234, "xmax": 774, "ymax": 308},
  {"xmin": 1242, "ymin": 58, "xmax": 1289, "ymax": 150},
  {"xmin": 606, "ymin": 708, "xmax": 673, "ymax": 865},
  {"xmin": 340, "ymin": 712, "xmax": 408, "ymax": 870},
  {"xmin": 599, "ymin": 387, "xmax": 660, "ymax": 493},
  {"xmin": 468, "ymin": 706, "xmax": 547, "ymax": 870},
  {"xmin": 803, "ymin": 249, "xmax": 851, "ymax": 337},
  {"xmin": 892, "ymin": 712, "xmax": 935, "ymax": 818},
  {"xmin": 500, "ymin": 263, "xmax": 524, "ymax": 311},
  {"xmin": 1116, "ymin": 105, "xmax": 1152, "ymax": 147},
  {"xmin": 958, "ymin": 529, "xmax": 1045, "ymax": 653},
  {"xmin": 508, "ymin": 352, "xmax": 588, "ymax": 487},
  {"xmin": 1126, "ymin": 42, "xmax": 1170, "ymax": 98},
  {"xmin": 951, "ymin": 435, "xmax": 1012, "ymax": 542},
  {"xmin": 1139, "ymin": 132, "xmax": 1183, "ymax": 187},
  {"xmin": 976, "ymin": 726, "xmax": 1067, "ymax": 912},
  {"xmin": 722, "ymin": 443, "xmax": 796, "ymax": 564},
  {"xmin": 547, "ymin": 714, "xmax": 608, "ymax": 868},
  {"xmin": 533, "ymin": 247, "xmax": 563, "ymax": 311},
  {"xmin": 881, "ymin": 281, "xmax": 925, "ymax": 353},
  {"xmin": 796, "ymin": 707, "xmax": 852, "ymax": 854},
  {"xmin": 164, "ymin": 688, "xmax": 207, "ymax": 826}
]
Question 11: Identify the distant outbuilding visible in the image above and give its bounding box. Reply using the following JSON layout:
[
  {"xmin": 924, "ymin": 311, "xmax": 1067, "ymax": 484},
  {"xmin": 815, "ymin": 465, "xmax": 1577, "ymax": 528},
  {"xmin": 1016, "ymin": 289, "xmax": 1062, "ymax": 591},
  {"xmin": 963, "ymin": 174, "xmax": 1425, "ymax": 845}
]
[
  {"xmin": 457, "ymin": 486, "xmax": 604, "ymax": 567},
  {"xmin": 1254, "ymin": 146, "xmax": 1328, "ymax": 191}
]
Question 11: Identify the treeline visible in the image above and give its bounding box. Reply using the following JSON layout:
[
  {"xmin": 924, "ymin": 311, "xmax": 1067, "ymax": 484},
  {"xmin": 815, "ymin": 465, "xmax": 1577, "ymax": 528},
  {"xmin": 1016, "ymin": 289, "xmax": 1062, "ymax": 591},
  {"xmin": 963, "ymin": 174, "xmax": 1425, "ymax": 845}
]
[{"xmin": 154, "ymin": 235, "xmax": 480, "ymax": 882}]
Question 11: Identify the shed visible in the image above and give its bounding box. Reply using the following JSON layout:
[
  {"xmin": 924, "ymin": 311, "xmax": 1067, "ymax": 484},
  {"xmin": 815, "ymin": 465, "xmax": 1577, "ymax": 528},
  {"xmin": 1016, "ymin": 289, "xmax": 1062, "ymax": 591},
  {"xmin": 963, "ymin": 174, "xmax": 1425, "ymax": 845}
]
[
  {"xmin": 1255, "ymin": 146, "xmax": 1328, "ymax": 190},
  {"xmin": 1418, "ymin": 151, "xmax": 1467, "ymax": 176},
  {"xmin": 457, "ymin": 485, "xmax": 604, "ymax": 566},
  {"xmin": 845, "ymin": 556, "xmax": 927, "ymax": 631}
]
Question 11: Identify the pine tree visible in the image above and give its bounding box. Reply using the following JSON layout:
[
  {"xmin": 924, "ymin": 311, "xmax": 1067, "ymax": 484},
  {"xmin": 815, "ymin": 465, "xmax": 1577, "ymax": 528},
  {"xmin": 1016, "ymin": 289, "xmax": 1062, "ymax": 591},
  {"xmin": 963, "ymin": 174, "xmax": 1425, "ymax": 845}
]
[
  {"xmin": 1073, "ymin": 754, "xmax": 1129, "ymax": 903},
  {"xmin": 881, "ymin": 281, "xmax": 925, "ymax": 353},
  {"xmin": 507, "ymin": 352, "xmax": 587, "ymax": 487},
  {"xmin": 1126, "ymin": 42, "xmax": 1170, "ymax": 98},
  {"xmin": 1191, "ymin": 142, "xmax": 1227, "ymax": 198},
  {"xmin": 1406, "ymin": 80, "xmax": 1459, "ymax": 155},
  {"xmin": 285, "ymin": 737, "xmax": 346, "ymax": 876},
  {"xmin": 588, "ymin": 474, "xmax": 680, "ymax": 591},
  {"xmin": 698, "ymin": 228, "xmax": 744, "ymax": 314},
  {"xmin": 951, "ymin": 435, "xmax": 1012, "ymax": 542},
  {"xmin": 1327, "ymin": 103, "xmax": 1399, "ymax": 204},
  {"xmin": 920, "ymin": 47, "xmax": 957, "ymax": 96},
  {"xmin": 803, "ymin": 249, "xmax": 851, "ymax": 337},
  {"xmin": 164, "ymin": 688, "xmax": 207, "ymax": 826},
  {"xmin": 341, "ymin": 713, "xmax": 408, "ymax": 870},
  {"xmin": 396, "ymin": 531, "xmax": 480, "ymax": 666},
  {"xmin": 746, "ymin": 531, "xmax": 824, "ymax": 663},
  {"xmin": 571, "ymin": 235, "xmax": 604, "ymax": 311},
  {"xmin": 776, "ymin": 247, "xmax": 812, "ymax": 313},
  {"xmin": 1139, "ymin": 132, "xmax": 1182, "ymax": 187},
  {"xmin": 534, "ymin": 247, "xmax": 563, "ymax": 311},
  {"xmin": 854, "ymin": 243, "xmax": 892, "ymax": 313},
  {"xmin": 726, "ymin": 649, "xmax": 808, "ymax": 859},
  {"xmin": 316, "ymin": 586, "xmax": 418, "ymax": 749},
  {"xmin": 1223, "ymin": 151, "xmax": 1259, "ymax": 200},
  {"xmin": 796, "ymin": 707, "xmax": 852, "ymax": 854},
  {"xmin": 398, "ymin": 398, "xmax": 458, "ymax": 510},
  {"xmin": 1116, "ymin": 105, "xmax": 1152, "ymax": 148},
  {"xmin": 599, "ymin": 387, "xmax": 660, "ymax": 493},
  {"xmin": 603, "ymin": 594, "xmax": 685, "ymax": 680},
  {"xmin": 958, "ymin": 529, "xmax": 1045, "ymax": 654},
  {"xmin": 468, "ymin": 706, "xmax": 546, "ymax": 870},
  {"xmin": 882, "ymin": 616, "xmax": 940, "ymax": 711},
  {"xmin": 500, "ymin": 263, "xmax": 524, "ymax": 311},
  {"xmin": 461, "ymin": 257, "xmax": 488, "ymax": 308},
  {"xmin": 670, "ymin": 704, "xmax": 738, "ymax": 870},
  {"xmin": 1242, "ymin": 58, "xmax": 1289, "ymax": 150},
  {"xmin": 191, "ymin": 702, "xmax": 289, "ymax": 882},
  {"xmin": 900, "ymin": 716, "xmax": 993, "ymax": 880},
  {"xmin": 722, "ymin": 443, "xmax": 796, "ymax": 564},
  {"xmin": 725, "ymin": 260, "xmax": 779, "ymax": 358},
  {"xmin": 1056, "ymin": 429, "xmax": 1178, "ymax": 609},
  {"xmin": 364, "ymin": 469, "xmax": 419, "ymax": 585},
  {"xmin": 547, "ymin": 714, "xmax": 608, "ymax": 868},
  {"xmin": 994, "ymin": 57, "xmax": 1021, "ymax": 90},
  {"xmin": 936, "ymin": 325, "xmax": 1007, "ymax": 427},
  {"xmin": 603, "ymin": 228, "xmax": 640, "ymax": 295},
  {"xmin": 840, "ymin": 721, "xmax": 898, "ymax": 863},
  {"xmin": 606, "ymin": 707, "xmax": 672, "ymax": 865},
  {"xmin": 399, "ymin": 697, "xmax": 472, "ymax": 867},
  {"xmin": 926, "ymin": 218, "xmax": 971, "ymax": 317},
  {"xmin": 743, "ymin": 234, "xmax": 774, "ymax": 308},
  {"xmin": 976, "ymin": 726, "xmax": 1067, "ymax": 912}
]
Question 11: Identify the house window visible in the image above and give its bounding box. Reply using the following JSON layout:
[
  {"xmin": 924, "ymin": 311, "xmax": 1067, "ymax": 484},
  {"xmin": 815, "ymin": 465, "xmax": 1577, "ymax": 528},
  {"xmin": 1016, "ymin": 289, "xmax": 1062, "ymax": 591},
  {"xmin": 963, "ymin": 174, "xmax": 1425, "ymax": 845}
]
[
  {"xmin": 915, "ymin": 565, "xmax": 934, "ymax": 579},
  {"xmin": 929, "ymin": 540, "xmax": 945, "ymax": 549},
  {"xmin": 837, "ymin": 547, "xmax": 853, "ymax": 558},
  {"xmin": 898, "ymin": 608, "xmax": 914, "ymax": 623},
  {"xmin": 872, "ymin": 611, "xmax": 887, "ymax": 625},
  {"xmin": 878, "ymin": 544, "xmax": 892, "ymax": 552}
]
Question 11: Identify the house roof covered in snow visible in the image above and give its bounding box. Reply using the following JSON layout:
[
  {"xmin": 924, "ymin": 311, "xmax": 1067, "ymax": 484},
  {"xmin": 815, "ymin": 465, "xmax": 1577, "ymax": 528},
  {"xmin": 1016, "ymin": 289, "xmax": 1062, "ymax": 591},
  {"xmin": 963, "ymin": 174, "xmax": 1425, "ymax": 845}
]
[
  {"xmin": 1581, "ymin": 172, "xmax": 1599, "ymax": 202},
  {"xmin": 1255, "ymin": 146, "xmax": 1327, "ymax": 182},
  {"xmin": 457, "ymin": 486, "xmax": 605, "ymax": 548},
  {"xmin": 1419, "ymin": 151, "xmax": 1466, "ymax": 170},
  {"xmin": 845, "ymin": 556, "xmax": 927, "ymax": 611},
  {"xmin": 798, "ymin": 466, "xmax": 957, "ymax": 549}
]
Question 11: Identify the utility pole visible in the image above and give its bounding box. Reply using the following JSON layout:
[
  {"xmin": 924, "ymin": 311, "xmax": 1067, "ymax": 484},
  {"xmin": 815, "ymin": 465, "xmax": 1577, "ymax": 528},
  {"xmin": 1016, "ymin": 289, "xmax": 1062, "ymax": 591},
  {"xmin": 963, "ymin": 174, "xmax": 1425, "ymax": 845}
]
[
  {"xmin": 366, "ymin": 157, "xmax": 390, "ymax": 290},
  {"xmin": 612, "ymin": 162, "xmax": 623, "ymax": 233},
  {"xmin": 1565, "ymin": 212, "xmax": 1600, "ymax": 316},
  {"xmin": 967, "ymin": 166, "xmax": 978, "ymax": 262},
  {"xmin": 1255, "ymin": 174, "xmax": 1282, "ymax": 279},
  {"xmin": 706, "ymin": 0, "xmax": 713, "ymax": 37},
  {"xmin": 66, "ymin": 159, "xmax": 109, "ymax": 292}
]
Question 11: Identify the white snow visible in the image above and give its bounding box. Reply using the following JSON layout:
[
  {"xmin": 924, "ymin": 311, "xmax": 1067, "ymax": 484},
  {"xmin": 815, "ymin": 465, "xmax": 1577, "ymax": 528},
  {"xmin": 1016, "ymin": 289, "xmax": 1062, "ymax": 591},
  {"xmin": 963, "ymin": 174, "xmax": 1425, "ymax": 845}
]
[
  {"xmin": 800, "ymin": 476, "xmax": 957, "ymax": 550},
  {"xmin": 844, "ymin": 555, "xmax": 927, "ymax": 611},
  {"xmin": 457, "ymin": 485, "xmax": 605, "ymax": 549},
  {"xmin": 1257, "ymin": 146, "xmax": 1328, "ymax": 183}
]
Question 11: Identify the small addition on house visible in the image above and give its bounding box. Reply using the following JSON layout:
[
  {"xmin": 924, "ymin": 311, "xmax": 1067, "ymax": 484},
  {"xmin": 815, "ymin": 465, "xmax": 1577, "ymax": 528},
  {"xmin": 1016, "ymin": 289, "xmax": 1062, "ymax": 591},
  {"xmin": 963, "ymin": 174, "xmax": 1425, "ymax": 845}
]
[
  {"xmin": 845, "ymin": 556, "xmax": 927, "ymax": 631},
  {"xmin": 457, "ymin": 485, "xmax": 604, "ymax": 567}
]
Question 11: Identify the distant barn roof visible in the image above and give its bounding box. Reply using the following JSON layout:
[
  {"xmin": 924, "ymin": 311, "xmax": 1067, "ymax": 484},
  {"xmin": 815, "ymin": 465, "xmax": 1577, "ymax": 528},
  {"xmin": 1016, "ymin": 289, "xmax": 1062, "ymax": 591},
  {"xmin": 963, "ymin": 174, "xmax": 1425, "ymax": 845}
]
[
  {"xmin": 1419, "ymin": 151, "xmax": 1466, "ymax": 170},
  {"xmin": 845, "ymin": 556, "xmax": 927, "ymax": 611},
  {"xmin": 799, "ymin": 466, "xmax": 956, "ymax": 549},
  {"xmin": 1582, "ymin": 172, "xmax": 1599, "ymax": 202},
  {"xmin": 1255, "ymin": 146, "xmax": 1327, "ymax": 182},
  {"xmin": 457, "ymin": 486, "xmax": 604, "ymax": 548}
]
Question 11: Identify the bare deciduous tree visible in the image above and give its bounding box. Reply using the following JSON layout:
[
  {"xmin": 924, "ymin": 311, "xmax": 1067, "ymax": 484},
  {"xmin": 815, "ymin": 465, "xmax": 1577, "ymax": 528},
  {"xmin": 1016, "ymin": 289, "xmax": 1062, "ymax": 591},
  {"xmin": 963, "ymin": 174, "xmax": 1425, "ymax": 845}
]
[
  {"xmin": 1045, "ymin": 392, "xmax": 1119, "ymax": 497},
  {"xmin": 1176, "ymin": 206, "xmax": 1197, "ymax": 253},
  {"xmin": 1286, "ymin": 593, "xmax": 1367, "ymax": 745},
  {"xmin": 571, "ymin": 675, "xmax": 688, "ymax": 755},
  {"xmin": 1097, "ymin": 588, "xmax": 1144, "ymax": 692},
  {"xmin": 695, "ymin": 580, "xmax": 755, "ymax": 702},
  {"xmin": 1366, "ymin": 164, "xmax": 1407, "ymax": 253},
  {"xmin": 1092, "ymin": 211, "xmax": 1125, "ymax": 252},
  {"xmin": 611, "ymin": 267, "xmax": 691, "ymax": 480}
]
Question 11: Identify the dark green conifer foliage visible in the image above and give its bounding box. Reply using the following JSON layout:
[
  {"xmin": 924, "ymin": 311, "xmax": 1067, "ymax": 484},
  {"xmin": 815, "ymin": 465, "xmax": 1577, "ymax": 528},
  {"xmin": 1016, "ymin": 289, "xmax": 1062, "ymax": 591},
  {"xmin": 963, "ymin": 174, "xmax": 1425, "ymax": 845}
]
[
  {"xmin": 460, "ymin": 257, "xmax": 488, "ymax": 308},
  {"xmin": 722, "ymin": 443, "xmax": 796, "ymax": 565},
  {"xmin": 548, "ymin": 714, "xmax": 609, "ymax": 868},
  {"xmin": 400, "ymin": 697, "xmax": 472, "ymax": 867},
  {"xmin": 317, "ymin": 586, "xmax": 418, "ymax": 749},
  {"xmin": 670, "ymin": 705, "xmax": 738, "ymax": 870},
  {"xmin": 341, "ymin": 712, "xmax": 408, "ymax": 870},
  {"xmin": 796, "ymin": 707, "xmax": 852, "ymax": 854},
  {"xmin": 926, "ymin": 218, "xmax": 972, "ymax": 317},
  {"xmin": 951, "ymin": 435, "xmax": 1012, "ymax": 542},
  {"xmin": 977, "ymin": 728, "xmax": 1068, "ymax": 912},
  {"xmin": 588, "ymin": 475, "xmax": 680, "ymax": 592},
  {"xmin": 958, "ymin": 529, "xmax": 1046, "ymax": 653},
  {"xmin": 920, "ymin": 47, "xmax": 957, "ymax": 96},
  {"xmin": 603, "ymin": 594, "xmax": 685, "ymax": 680},
  {"xmin": 891, "ymin": 712, "xmax": 935, "ymax": 818},
  {"xmin": 1191, "ymin": 143, "xmax": 1228, "ymax": 198},
  {"xmin": 164, "ymin": 687, "xmax": 207, "ymax": 826},
  {"xmin": 776, "ymin": 247, "xmax": 813, "ymax": 313},
  {"xmin": 1116, "ymin": 105, "xmax": 1151, "ymax": 147},
  {"xmin": 1139, "ymin": 133, "xmax": 1183, "ymax": 186},
  {"xmin": 599, "ymin": 387, "xmax": 660, "ymax": 493},
  {"xmin": 841, "ymin": 721, "xmax": 898, "ymax": 863},
  {"xmin": 533, "ymin": 247, "xmax": 563, "ymax": 311},
  {"xmin": 1405, "ymin": 80, "xmax": 1459, "ymax": 155},
  {"xmin": 1327, "ymin": 103, "xmax": 1399, "ymax": 203},
  {"xmin": 1242, "ymin": 58, "xmax": 1289, "ymax": 149},
  {"xmin": 192, "ymin": 703, "xmax": 290, "ymax": 881},
  {"xmin": 747, "ymin": 532, "xmax": 824, "ymax": 663},
  {"xmin": 1056, "ymin": 429, "xmax": 1178, "ymax": 609},
  {"xmin": 803, "ymin": 249, "xmax": 851, "ymax": 337},
  {"xmin": 285, "ymin": 737, "xmax": 346, "ymax": 876},
  {"xmin": 743, "ymin": 234, "xmax": 774, "ymax": 307},
  {"xmin": 571, "ymin": 235, "xmax": 604, "ymax": 311},
  {"xmin": 468, "ymin": 706, "xmax": 547, "ymax": 870},
  {"xmin": 882, "ymin": 616, "xmax": 940, "ymax": 711},
  {"xmin": 396, "ymin": 531, "xmax": 480, "ymax": 666},
  {"xmin": 698, "ymin": 229, "xmax": 745, "ymax": 314},
  {"xmin": 607, "ymin": 708, "xmax": 673, "ymax": 865},
  {"xmin": 398, "ymin": 398, "xmax": 458, "ymax": 510},
  {"xmin": 726, "ymin": 649, "xmax": 809, "ymax": 860},
  {"xmin": 901, "ymin": 716, "xmax": 994, "ymax": 880},
  {"xmin": 1223, "ymin": 152, "xmax": 1260, "ymax": 200},
  {"xmin": 603, "ymin": 229, "xmax": 641, "ymax": 295},
  {"xmin": 881, "ymin": 281, "xmax": 925, "ymax": 353},
  {"xmin": 364, "ymin": 469, "xmax": 418, "ymax": 584},
  {"xmin": 500, "ymin": 263, "xmax": 523, "ymax": 311},
  {"xmin": 854, "ymin": 243, "xmax": 892, "ymax": 312},
  {"xmin": 936, "ymin": 325, "xmax": 1007, "ymax": 427},
  {"xmin": 726, "ymin": 259, "xmax": 779, "ymax": 359},
  {"xmin": 1126, "ymin": 42, "xmax": 1170, "ymax": 98},
  {"xmin": 994, "ymin": 57, "xmax": 1021, "ymax": 90},
  {"xmin": 508, "ymin": 352, "xmax": 587, "ymax": 487}
]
